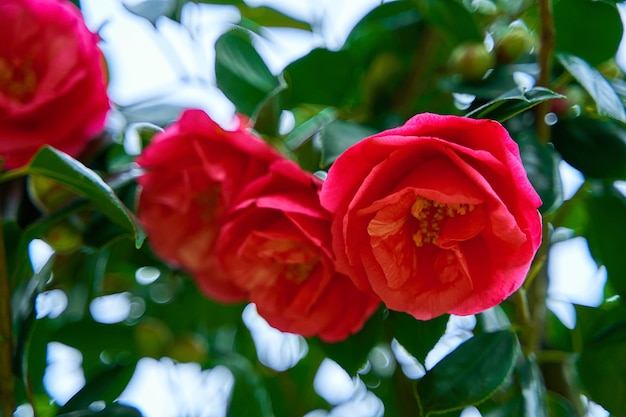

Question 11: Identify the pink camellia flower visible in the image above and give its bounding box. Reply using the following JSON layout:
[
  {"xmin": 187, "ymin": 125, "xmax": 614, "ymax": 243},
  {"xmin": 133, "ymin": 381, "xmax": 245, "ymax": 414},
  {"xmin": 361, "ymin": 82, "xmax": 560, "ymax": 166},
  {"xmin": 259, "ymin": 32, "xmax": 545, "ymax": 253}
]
[
  {"xmin": 0, "ymin": 0, "xmax": 110, "ymax": 170},
  {"xmin": 216, "ymin": 159, "xmax": 380, "ymax": 342},
  {"xmin": 320, "ymin": 113, "xmax": 542, "ymax": 320},
  {"xmin": 136, "ymin": 109, "xmax": 282, "ymax": 303}
]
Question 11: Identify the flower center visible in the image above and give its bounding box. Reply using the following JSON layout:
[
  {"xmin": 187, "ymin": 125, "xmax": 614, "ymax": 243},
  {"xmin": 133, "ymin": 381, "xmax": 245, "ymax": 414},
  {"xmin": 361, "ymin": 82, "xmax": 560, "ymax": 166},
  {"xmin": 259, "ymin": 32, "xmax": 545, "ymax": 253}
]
[
  {"xmin": 0, "ymin": 57, "xmax": 37, "ymax": 103},
  {"xmin": 257, "ymin": 237, "xmax": 319, "ymax": 284},
  {"xmin": 410, "ymin": 197, "xmax": 475, "ymax": 247}
]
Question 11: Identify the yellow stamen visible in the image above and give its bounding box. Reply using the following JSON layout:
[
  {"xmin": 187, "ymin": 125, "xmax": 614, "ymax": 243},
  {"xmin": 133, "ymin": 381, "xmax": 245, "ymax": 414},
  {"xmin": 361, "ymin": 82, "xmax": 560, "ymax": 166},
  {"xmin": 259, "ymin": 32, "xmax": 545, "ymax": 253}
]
[{"xmin": 410, "ymin": 197, "xmax": 475, "ymax": 247}]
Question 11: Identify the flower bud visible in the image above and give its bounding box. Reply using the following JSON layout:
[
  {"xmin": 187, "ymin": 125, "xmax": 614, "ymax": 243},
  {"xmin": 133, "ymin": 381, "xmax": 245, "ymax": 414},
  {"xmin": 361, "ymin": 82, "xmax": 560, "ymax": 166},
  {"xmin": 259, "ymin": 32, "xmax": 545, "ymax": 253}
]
[
  {"xmin": 597, "ymin": 60, "xmax": 624, "ymax": 79},
  {"xmin": 167, "ymin": 333, "xmax": 209, "ymax": 363},
  {"xmin": 448, "ymin": 42, "xmax": 495, "ymax": 82},
  {"xmin": 134, "ymin": 318, "xmax": 173, "ymax": 358},
  {"xmin": 495, "ymin": 25, "xmax": 534, "ymax": 63},
  {"xmin": 28, "ymin": 175, "xmax": 77, "ymax": 213},
  {"xmin": 44, "ymin": 222, "xmax": 83, "ymax": 254},
  {"xmin": 550, "ymin": 85, "xmax": 588, "ymax": 117}
]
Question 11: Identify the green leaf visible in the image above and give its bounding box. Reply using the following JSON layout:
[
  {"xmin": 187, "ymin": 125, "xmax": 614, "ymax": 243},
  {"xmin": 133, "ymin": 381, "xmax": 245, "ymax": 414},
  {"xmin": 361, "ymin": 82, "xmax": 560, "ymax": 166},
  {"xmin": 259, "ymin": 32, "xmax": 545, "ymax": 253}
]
[
  {"xmin": 546, "ymin": 392, "xmax": 576, "ymax": 417},
  {"xmin": 512, "ymin": 126, "xmax": 562, "ymax": 212},
  {"xmin": 215, "ymin": 28, "xmax": 286, "ymax": 119},
  {"xmin": 551, "ymin": 117, "xmax": 626, "ymax": 179},
  {"xmin": 237, "ymin": 5, "xmax": 311, "ymax": 30},
  {"xmin": 557, "ymin": 53, "xmax": 626, "ymax": 123},
  {"xmin": 575, "ymin": 303, "xmax": 626, "ymax": 414},
  {"xmin": 416, "ymin": 331, "xmax": 519, "ymax": 416},
  {"xmin": 466, "ymin": 87, "xmax": 564, "ymax": 122},
  {"xmin": 318, "ymin": 120, "xmax": 378, "ymax": 167},
  {"xmin": 217, "ymin": 354, "xmax": 275, "ymax": 417},
  {"xmin": 412, "ymin": 0, "xmax": 483, "ymax": 44},
  {"xmin": 284, "ymin": 108, "xmax": 338, "ymax": 151},
  {"xmin": 584, "ymin": 188, "xmax": 626, "ymax": 299},
  {"xmin": 544, "ymin": 309, "xmax": 574, "ymax": 353},
  {"xmin": 554, "ymin": 0, "xmax": 623, "ymax": 66},
  {"xmin": 57, "ymin": 404, "xmax": 142, "ymax": 417},
  {"xmin": 343, "ymin": 1, "xmax": 422, "ymax": 62},
  {"xmin": 574, "ymin": 303, "xmax": 626, "ymax": 347},
  {"xmin": 52, "ymin": 319, "xmax": 137, "ymax": 366},
  {"xmin": 0, "ymin": 146, "xmax": 144, "ymax": 247},
  {"xmin": 517, "ymin": 356, "xmax": 547, "ymax": 417},
  {"xmin": 388, "ymin": 312, "xmax": 448, "ymax": 364},
  {"xmin": 57, "ymin": 364, "xmax": 139, "ymax": 415},
  {"xmin": 12, "ymin": 253, "xmax": 55, "ymax": 377},
  {"xmin": 282, "ymin": 49, "xmax": 357, "ymax": 109},
  {"xmin": 116, "ymin": 96, "xmax": 187, "ymax": 126}
]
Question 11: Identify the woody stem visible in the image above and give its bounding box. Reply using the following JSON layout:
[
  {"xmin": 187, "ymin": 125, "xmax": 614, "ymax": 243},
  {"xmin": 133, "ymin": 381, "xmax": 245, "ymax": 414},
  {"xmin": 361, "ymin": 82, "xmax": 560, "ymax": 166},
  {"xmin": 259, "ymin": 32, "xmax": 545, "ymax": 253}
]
[{"xmin": 0, "ymin": 194, "xmax": 16, "ymax": 417}]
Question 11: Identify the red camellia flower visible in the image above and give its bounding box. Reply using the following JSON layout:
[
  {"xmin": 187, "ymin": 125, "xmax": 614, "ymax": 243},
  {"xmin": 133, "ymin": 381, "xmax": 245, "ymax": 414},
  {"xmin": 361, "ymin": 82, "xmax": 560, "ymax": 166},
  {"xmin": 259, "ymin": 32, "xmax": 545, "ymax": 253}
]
[
  {"xmin": 320, "ymin": 113, "xmax": 542, "ymax": 320},
  {"xmin": 216, "ymin": 159, "xmax": 380, "ymax": 342},
  {"xmin": 136, "ymin": 109, "xmax": 281, "ymax": 303},
  {"xmin": 0, "ymin": 0, "xmax": 110, "ymax": 170}
]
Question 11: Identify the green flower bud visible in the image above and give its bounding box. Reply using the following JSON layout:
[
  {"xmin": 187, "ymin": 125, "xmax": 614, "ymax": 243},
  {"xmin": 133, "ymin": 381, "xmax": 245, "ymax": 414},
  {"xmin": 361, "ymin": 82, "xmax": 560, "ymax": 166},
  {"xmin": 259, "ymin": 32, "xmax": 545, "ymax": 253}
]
[
  {"xmin": 495, "ymin": 25, "xmax": 534, "ymax": 63},
  {"xmin": 550, "ymin": 85, "xmax": 588, "ymax": 117},
  {"xmin": 448, "ymin": 42, "xmax": 495, "ymax": 82},
  {"xmin": 44, "ymin": 221, "xmax": 83, "ymax": 254},
  {"xmin": 597, "ymin": 60, "xmax": 624, "ymax": 79},
  {"xmin": 167, "ymin": 333, "xmax": 209, "ymax": 363},
  {"xmin": 28, "ymin": 175, "xmax": 77, "ymax": 213},
  {"xmin": 134, "ymin": 318, "xmax": 173, "ymax": 359}
]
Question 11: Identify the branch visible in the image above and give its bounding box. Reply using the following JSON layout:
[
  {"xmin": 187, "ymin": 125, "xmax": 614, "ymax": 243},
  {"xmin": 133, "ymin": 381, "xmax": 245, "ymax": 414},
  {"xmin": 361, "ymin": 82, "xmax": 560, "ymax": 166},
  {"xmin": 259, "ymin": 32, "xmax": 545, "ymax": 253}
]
[
  {"xmin": 535, "ymin": 0, "xmax": 556, "ymax": 144},
  {"xmin": 0, "ymin": 194, "xmax": 16, "ymax": 417}
]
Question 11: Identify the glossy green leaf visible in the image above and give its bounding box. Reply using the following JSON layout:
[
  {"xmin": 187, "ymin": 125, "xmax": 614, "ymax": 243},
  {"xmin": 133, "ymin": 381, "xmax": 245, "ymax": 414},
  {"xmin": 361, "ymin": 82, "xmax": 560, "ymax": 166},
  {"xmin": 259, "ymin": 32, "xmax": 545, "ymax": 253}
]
[
  {"xmin": 551, "ymin": 117, "xmax": 626, "ymax": 179},
  {"xmin": 318, "ymin": 120, "xmax": 378, "ymax": 167},
  {"xmin": 345, "ymin": 0, "xmax": 420, "ymax": 42},
  {"xmin": 574, "ymin": 303, "xmax": 626, "ymax": 346},
  {"xmin": 388, "ymin": 312, "xmax": 448, "ymax": 364},
  {"xmin": 343, "ymin": 0, "xmax": 422, "ymax": 62},
  {"xmin": 12, "ymin": 254, "xmax": 55, "ymax": 377},
  {"xmin": 517, "ymin": 356, "xmax": 547, "ymax": 417},
  {"xmin": 0, "ymin": 146, "xmax": 144, "ymax": 247},
  {"xmin": 479, "ymin": 398, "xmax": 523, "ymax": 417},
  {"xmin": 215, "ymin": 28, "xmax": 285, "ymax": 118},
  {"xmin": 237, "ymin": 5, "xmax": 311, "ymax": 30},
  {"xmin": 554, "ymin": 0, "xmax": 623, "ymax": 66},
  {"xmin": 513, "ymin": 127, "xmax": 562, "ymax": 212},
  {"xmin": 466, "ymin": 87, "xmax": 564, "ymax": 122},
  {"xmin": 557, "ymin": 53, "xmax": 626, "ymax": 123},
  {"xmin": 52, "ymin": 319, "xmax": 136, "ymax": 365},
  {"xmin": 544, "ymin": 309, "xmax": 574, "ymax": 353},
  {"xmin": 584, "ymin": 189, "xmax": 626, "ymax": 299},
  {"xmin": 284, "ymin": 108, "xmax": 338, "ymax": 151},
  {"xmin": 116, "ymin": 96, "xmax": 187, "ymax": 126},
  {"xmin": 218, "ymin": 354, "xmax": 275, "ymax": 417},
  {"xmin": 574, "ymin": 303, "xmax": 626, "ymax": 414},
  {"xmin": 412, "ymin": 0, "xmax": 482, "ymax": 44},
  {"xmin": 57, "ymin": 364, "xmax": 138, "ymax": 415},
  {"xmin": 416, "ymin": 331, "xmax": 519, "ymax": 416},
  {"xmin": 57, "ymin": 404, "xmax": 142, "ymax": 417},
  {"xmin": 546, "ymin": 392, "xmax": 576, "ymax": 417},
  {"xmin": 282, "ymin": 49, "xmax": 357, "ymax": 109}
]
